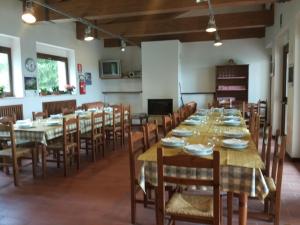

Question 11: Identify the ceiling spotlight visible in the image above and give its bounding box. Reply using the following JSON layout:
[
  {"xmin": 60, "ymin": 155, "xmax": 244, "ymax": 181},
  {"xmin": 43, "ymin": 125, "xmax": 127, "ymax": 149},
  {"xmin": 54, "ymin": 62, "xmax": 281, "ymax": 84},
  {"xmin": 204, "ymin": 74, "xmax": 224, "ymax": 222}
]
[
  {"xmin": 22, "ymin": 0, "xmax": 36, "ymax": 24},
  {"xmin": 84, "ymin": 26, "xmax": 94, "ymax": 41},
  {"xmin": 214, "ymin": 34, "xmax": 223, "ymax": 47},
  {"xmin": 206, "ymin": 16, "xmax": 217, "ymax": 33},
  {"xmin": 121, "ymin": 40, "xmax": 126, "ymax": 52}
]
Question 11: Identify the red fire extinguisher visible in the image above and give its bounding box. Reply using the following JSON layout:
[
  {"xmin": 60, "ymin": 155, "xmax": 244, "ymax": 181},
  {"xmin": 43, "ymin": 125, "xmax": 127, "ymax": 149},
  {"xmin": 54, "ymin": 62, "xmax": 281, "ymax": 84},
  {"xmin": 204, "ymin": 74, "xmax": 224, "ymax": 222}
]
[{"xmin": 79, "ymin": 75, "xmax": 86, "ymax": 95}]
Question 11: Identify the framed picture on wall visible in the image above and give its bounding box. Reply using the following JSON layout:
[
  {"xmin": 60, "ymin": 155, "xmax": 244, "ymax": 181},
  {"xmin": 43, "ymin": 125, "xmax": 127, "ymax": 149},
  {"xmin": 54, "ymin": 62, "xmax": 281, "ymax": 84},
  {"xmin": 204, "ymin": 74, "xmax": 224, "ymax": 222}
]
[
  {"xmin": 24, "ymin": 77, "xmax": 37, "ymax": 90},
  {"xmin": 85, "ymin": 72, "xmax": 92, "ymax": 85}
]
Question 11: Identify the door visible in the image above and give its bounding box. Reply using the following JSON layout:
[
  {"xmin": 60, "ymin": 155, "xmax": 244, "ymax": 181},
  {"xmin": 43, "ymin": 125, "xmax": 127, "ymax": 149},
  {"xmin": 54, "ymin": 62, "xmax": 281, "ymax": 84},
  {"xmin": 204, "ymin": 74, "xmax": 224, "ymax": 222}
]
[{"xmin": 281, "ymin": 44, "xmax": 289, "ymax": 135}]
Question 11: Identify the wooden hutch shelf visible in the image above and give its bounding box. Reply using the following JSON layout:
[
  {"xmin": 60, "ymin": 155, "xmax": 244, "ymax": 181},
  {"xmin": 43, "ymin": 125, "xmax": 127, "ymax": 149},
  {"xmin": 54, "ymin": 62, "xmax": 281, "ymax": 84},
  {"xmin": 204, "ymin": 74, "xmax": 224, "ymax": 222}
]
[{"xmin": 215, "ymin": 64, "xmax": 249, "ymax": 102}]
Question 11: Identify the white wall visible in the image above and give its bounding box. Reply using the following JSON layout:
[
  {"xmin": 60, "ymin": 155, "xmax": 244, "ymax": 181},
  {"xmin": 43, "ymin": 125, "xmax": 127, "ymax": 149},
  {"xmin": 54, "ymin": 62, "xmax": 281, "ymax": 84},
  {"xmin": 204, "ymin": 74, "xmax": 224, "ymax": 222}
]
[
  {"xmin": 0, "ymin": 0, "xmax": 104, "ymax": 119},
  {"xmin": 101, "ymin": 46, "xmax": 142, "ymax": 113},
  {"xmin": 265, "ymin": 0, "xmax": 300, "ymax": 158},
  {"xmin": 180, "ymin": 38, "xmax": 270, "ymax": 108},
  {"xmin": 141, "ymin": 40, "xmax": 181, "ymax": 113}
]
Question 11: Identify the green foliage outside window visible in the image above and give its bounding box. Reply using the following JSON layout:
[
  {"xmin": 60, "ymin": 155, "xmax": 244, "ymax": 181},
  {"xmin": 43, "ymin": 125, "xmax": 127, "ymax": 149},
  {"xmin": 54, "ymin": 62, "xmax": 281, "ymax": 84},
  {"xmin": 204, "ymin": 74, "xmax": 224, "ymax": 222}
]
[{"xmin": 37, "ymin": 58, "xmax": 59, "ymax": 91}]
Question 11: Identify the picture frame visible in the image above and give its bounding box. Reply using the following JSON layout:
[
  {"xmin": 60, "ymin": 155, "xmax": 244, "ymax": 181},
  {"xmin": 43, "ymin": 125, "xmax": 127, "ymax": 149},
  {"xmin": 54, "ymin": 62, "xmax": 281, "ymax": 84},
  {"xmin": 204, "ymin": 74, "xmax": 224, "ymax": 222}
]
[{"xmin": 24, "ymin": 77, "xmax": 37, "ymax": 90}]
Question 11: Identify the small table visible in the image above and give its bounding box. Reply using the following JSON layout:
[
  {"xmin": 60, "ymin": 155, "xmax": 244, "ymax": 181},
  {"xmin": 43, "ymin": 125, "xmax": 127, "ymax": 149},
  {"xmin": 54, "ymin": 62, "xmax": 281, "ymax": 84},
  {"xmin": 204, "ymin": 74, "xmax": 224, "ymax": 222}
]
[{"xmin": 131, "ymin": 113, "xmax": 148, "ymax": 126}]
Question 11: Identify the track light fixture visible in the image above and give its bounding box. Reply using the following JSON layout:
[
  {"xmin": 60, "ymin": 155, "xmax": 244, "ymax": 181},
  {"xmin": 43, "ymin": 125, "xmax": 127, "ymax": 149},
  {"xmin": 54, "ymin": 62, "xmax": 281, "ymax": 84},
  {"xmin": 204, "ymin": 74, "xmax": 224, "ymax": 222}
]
[
  {"xmin": 121, "ymin": 40, "xmax": 126, "ymax": 52},
  {"xmin": 206, "ymin": 16, "xmax": 217, "ymax": 33},
  {"xmin": 22, "ymin": 0, "xmax": 36, "ymax": 24},
  {"xmin": 84, "ymin": 26, "xmax": 94, "ymax": 41},
  {"xmin": 214, "ymin": 33, "xmax": 223, "ymax": 47}
]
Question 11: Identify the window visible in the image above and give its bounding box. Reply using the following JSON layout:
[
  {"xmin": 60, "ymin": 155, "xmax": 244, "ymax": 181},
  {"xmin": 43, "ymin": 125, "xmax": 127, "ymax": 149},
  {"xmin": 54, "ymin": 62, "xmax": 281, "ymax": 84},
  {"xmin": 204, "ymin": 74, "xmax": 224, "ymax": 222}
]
[
  {"xmin": 37, "ymin": 53, "xmax": 69, "ymax": 92},
  {"xmin": 0, "ymin": 46, "xmax": 13, "ymax": 96}
]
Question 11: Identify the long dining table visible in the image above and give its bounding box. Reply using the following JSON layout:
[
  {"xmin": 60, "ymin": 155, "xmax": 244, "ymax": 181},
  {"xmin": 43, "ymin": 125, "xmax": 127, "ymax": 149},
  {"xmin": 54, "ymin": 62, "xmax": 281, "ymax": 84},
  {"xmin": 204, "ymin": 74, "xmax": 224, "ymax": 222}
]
[
  {"xmin": 138, "ymin": 110, "xmax": 269, "ymax": 225},
  {"xmin": 0, "ymin": 109, "xmax": 127, "ymax": 177}
]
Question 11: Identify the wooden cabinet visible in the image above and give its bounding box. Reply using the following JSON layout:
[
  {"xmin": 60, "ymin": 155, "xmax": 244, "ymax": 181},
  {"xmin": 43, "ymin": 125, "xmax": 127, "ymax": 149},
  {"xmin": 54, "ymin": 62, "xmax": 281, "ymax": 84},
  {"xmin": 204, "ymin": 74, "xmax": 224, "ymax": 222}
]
[{"xmin": 215, "ymin": 64, "xmax": 249, "ymax": 102}]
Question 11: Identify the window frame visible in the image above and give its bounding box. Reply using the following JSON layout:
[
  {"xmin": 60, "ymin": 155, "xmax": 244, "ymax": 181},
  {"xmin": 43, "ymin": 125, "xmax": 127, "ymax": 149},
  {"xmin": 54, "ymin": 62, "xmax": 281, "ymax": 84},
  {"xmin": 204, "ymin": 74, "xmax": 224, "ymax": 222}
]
[
  {"xmin": 0, "ymin": 46, "xmax": 13, "ymax": 97},
  {"xmin": 36, "ymin": 53, "xmax": 70, "ymax": 90}
]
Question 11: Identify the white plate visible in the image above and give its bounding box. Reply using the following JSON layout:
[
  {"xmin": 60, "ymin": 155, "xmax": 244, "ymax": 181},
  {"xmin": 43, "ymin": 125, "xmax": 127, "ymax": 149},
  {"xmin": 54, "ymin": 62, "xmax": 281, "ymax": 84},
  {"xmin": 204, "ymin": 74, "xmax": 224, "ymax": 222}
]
[
  {"xmin": 223, "ymin": 115, "xmax": 240, "ymax": 121},
  {"xmin": 223, "ymin": 120, "xmax": 241, "ymax": 126},
  {"xmin": 223, "ymin": 131, "xmax": 246, "ymax": 138},
  {"xmin": 16, "ymin": 119, "xmax": 31, "ymax": 125},
  {"xmin": 46, "ymin": 120, "xmax": 62, "ymax": 126},
  {"xmin": 184, "ymin": 144, "xmax": 213, "ymax": 156},
  {"xmin": 161, "ymin": 137, "xmax": 185, "ymax": 147},
  {"xmin": 172, "ymin": 129, "xmax": 193, "ymax": 137},
  {"xmin": 189, "ymin": 115, "xmax": 205, "ymax": 121},
  {"xmin": 195, "ymin": 109, "xmax": 209, "ymax": 116},
  {"xmin": 17, "ymin": 124, "xmax": 33, "ymax": 129},
  {"xmin": 50, "ymin": 114, "xmax": 63, "ymax": 119},
  {"xmin": 183, "ymin": 120, "xmax": 201, "ymax": 126},
  {"xmin": 222, "ymin": 139, "xmax": 248, "ymax": 149}
]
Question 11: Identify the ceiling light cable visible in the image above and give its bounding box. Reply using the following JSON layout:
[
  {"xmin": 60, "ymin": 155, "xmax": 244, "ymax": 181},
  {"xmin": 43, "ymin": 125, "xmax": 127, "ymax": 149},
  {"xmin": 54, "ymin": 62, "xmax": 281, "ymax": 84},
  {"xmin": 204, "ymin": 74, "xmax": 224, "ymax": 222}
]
[{"xmin": 26, "ymin": 0, "xmax": 137, "ymax": 47}]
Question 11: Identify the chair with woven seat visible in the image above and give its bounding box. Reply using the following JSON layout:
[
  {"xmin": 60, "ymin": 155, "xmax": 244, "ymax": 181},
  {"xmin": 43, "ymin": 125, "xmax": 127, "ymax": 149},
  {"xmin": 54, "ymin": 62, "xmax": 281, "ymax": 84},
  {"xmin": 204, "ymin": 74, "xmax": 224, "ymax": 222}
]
[
  {"xmin": 80, "ymin": 112, "xmax": 105, "ymax": 161},
  {"xmin": 162, "ymin": 115, "xmax": 172, "ymax": 137},
  {"xmin": 104, "ymin": 104, "xmax": 123, "ymax": 151},
  {"xmin": 157, "ymin": 148, "xmax": 221, "ymax": 225},
  {"xmin": 122, "ymin": 104, "xmax": 131, "ymax": 146},
  {"xmin": 144, "ymin": 120, "xmax": 159, "ymax": 148},
  {"xmin": 32, "ymin": 111, "xmax": 48, "ymax": 121},
  {"xmin": 172, "ymin": 111, "xmax": 181, "ymax": 128},
  {"xmin": 128, "ymin": 130, "xmax": 154, "ymax": 224},
  {"xmin": 47, "ymin": 116, "xmax": 80, "ymax": 177},
  {"xmin": 0, "ymin": 122, "xmax": 36, "ymax": 186}
]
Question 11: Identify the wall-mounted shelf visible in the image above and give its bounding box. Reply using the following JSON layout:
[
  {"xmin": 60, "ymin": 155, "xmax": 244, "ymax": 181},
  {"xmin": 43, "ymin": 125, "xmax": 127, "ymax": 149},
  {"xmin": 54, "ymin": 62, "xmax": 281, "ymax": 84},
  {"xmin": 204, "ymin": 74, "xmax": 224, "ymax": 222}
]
[
  {"xmin": 102, "ymin": 91, "xmax": 143, "ymax": 94},
  {"xmin": 181, "ymin": 92, "xmax": 215, "ymax": 95},
  {"xmin": 100, "ymin": 77, "xmax": 142, "ymax": 80}
]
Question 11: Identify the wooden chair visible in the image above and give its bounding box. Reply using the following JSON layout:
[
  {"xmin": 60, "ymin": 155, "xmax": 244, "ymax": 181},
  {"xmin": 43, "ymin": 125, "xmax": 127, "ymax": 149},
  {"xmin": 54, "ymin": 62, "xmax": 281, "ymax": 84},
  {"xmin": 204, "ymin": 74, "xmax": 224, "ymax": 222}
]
[
  {"xmin": 144, "ymin": 120, "xmax": 159, "ymax": 148},
  {"xmin": 264, "ymin": 133, "xmax": 286, "ymax": 225},
  {"xmin": 172, "ymin": 111, "xmax": 181, "ymax": 128},
  {"xmin": 258, "ymin": 100, "xmax": 268, "ymax": 128},
  {"xmin": 128, "ymin": 130, "xmax": 154, "ymax": 224},
  {"xmin": 249, "ymin": 111, "xmax": 260, "ymax": 148},
  {"xmin": 122, "ymin": 104, "xmax": 131, "ymax": 145},
  {"xmin": 61, "ymin": 107, "xmax": 75, "ymax": 115},
  {"xmin": 80, "ymin": 112, "xmax": 105, "ymax": 161},
  {"xmin": 0, "ymin": 122, "xmax": 36, "ymax": 186},
  {"xmin": 104, "ymin": 104, "xmax": 123, "ymax": 151},
  {"xmin": 0, "ymin": 114, "xmax": 17, "ymax": 124},
  {"xmin": 32, "ymin": 110, "xmax": 48, "ymax": 121},
  {"xmin": 162, "ymin": 115, "xmax": 173, "ymax": 137},
  {"xmin": 261, "ymin": 124, "xmax": 273, "ymax": 177},
  {"xmin": 47, "ymin": 116, "xmax": 80, "ymax": 177},
  {"xmin": 157, "ymin": 148, "xmax": 221, "ymax": 225}
]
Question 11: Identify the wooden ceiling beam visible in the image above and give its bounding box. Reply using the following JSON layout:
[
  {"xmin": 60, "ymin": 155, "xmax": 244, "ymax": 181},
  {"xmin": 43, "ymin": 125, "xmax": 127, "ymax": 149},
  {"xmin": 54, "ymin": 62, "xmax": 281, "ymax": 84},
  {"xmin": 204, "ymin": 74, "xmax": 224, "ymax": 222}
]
[
  {"xmin": 103, "ymin": 27, "xmax": 266, "ymax": 47},
  {"xmin": 94, "ymin": 10, "xmax": 273, "ymax": 38},
  {"xmin": 41, "ymin": 0, "xmax": 275, "ymax": 21}
]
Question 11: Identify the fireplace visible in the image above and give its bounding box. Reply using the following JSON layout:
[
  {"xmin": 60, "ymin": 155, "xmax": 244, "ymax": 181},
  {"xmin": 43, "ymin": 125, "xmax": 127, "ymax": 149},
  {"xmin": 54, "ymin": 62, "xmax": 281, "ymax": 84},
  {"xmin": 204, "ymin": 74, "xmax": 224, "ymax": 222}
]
[{"xmin": 148, "ymin": 99, "xmax": 173, "ymax": 115}]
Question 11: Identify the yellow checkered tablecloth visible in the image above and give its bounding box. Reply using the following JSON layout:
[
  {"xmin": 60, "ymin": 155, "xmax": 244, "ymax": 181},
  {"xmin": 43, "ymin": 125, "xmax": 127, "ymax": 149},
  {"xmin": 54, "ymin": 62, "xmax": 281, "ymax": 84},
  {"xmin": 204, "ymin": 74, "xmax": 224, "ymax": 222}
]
[{"xmin": 138, "ymin": 111, "xmax": 269, "ymax": 199}]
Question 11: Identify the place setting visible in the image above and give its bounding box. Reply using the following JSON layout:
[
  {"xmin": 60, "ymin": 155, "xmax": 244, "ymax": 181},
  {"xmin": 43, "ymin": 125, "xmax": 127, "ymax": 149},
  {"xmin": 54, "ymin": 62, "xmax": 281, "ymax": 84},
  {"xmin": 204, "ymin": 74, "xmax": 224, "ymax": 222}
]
[{"xmin": 221, "ymin": 138, "xmax": 249, "ymax": 150}]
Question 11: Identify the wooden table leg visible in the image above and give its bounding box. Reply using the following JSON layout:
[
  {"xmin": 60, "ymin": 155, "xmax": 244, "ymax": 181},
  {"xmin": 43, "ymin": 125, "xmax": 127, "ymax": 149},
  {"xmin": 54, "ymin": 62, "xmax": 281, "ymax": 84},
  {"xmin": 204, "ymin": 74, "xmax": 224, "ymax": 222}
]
[
  {"xmin": 155, "ymin": 188, "xmax": 163, "ymax": 225},
  {"xmin": 41, "ymin": 144, "xmax": 47, "ymax": 178},
  {"xmin": 227, "ymin": 192, "xmax": 233, "ymax": 225},
  {"xmin": 239, "ymin": 192, "xmax": 248, "ymax": 225}
]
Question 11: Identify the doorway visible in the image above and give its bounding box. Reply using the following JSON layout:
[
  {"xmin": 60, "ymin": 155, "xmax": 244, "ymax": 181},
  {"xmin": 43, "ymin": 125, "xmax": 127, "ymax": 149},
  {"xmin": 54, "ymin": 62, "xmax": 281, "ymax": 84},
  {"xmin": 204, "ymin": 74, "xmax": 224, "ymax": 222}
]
[{"xmin": 281, "ymin": 44, "xmax": 289, "ymax": 135}]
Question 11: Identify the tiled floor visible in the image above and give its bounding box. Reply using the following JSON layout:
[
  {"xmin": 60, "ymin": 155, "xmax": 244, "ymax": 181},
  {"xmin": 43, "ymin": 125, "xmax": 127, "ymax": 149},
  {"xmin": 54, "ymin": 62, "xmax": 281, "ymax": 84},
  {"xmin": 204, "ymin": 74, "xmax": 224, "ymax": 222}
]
[{"xmin": 0, "ymin": 141, "xmax": 300, "ymax": 225}]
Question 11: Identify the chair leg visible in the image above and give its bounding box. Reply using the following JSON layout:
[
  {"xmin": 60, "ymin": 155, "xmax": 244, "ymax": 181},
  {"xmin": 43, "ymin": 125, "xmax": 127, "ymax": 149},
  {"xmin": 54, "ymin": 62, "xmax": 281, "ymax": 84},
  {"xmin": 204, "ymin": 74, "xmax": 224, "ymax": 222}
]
[
  {"xmin": 76, "ymin": 146, "xmax": 80, "ymax": 170},
  {"xmin": 131, "ymin": 185, "xmax": 136, "ymax": 224},
  {"xmin": 113, "ymin": 131, "xmax": 116, "ymax": 151},
  {"xmin": 227, "ymin": 192, "xmax": 233, "ymax": 225},
  {"xmin": 32, "ymin": 147, "xmax": 37, "ymax": 178},
  {"xmin": 92, "ymin": 139, "xmax": 96, "ymax": 162},
  {"xmin": 63, "ymin": 150, "xmax": 68, "ymax": 177},
  {"xmin": 12, "ymin": 156, "xmax": 19, "ymax": 186}
]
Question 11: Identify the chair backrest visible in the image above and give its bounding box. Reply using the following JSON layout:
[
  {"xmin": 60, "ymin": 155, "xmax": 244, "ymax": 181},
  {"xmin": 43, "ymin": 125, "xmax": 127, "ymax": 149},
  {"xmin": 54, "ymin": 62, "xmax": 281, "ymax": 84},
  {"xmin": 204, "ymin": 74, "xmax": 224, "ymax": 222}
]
[
  {"xmin": 62, "ymin": 107, "xmax": 75, "ymax": 115},
  {"xmin": 162, "ymin": 115, "xmax": 173, "ymax": 137},
  {"xmin": 82, "ymin": 101, "xmax": 104, "ymax": 111},
  {"xmin": 128, "ymin": 130, "xmax": 147, "ymax": 184},
  {"xmin": 271, "ymin": 131, "xmax": 285, "ymax": 182},
  {"xmin": 249, "ymin": 112, "xmax": 260, "ymax": 148},
  {"xmin": 0, "ymin": 114, "xmax": 16, "ymax": 124},
  {"xmin": 0, "ymin": 104, "xmax": 23, "ymax": 121},
  {"xmin": 32, "ymin": 110, "xmax": 48, "ymax": 121},
  {"xmin": 157, "ymin": 148, "xmax": 220, "ymax": 225},
  {"xmin": 271, "ymin": 134, "xmax": 286, "ymax": 207},
  {"xmin": 144, "ymin": 120, "xmax": 159, "ymax": 148},
  {"xmin": 261, "ymin": 124, "xmax": 272, "ymax": 176},
  {"xmin": 91, "ymin": 112, "xmax": 104, "ymax": 138},
  {"xmin": 62, "ymin": 116, "xmax": 80, "ymax": 150},
  {"xmin": 43, "ymin": 100, "xmax": 76, "ymax": 115},
  {"xmin": 172, "ymin": 112, "xmax": 181, "ymax": 128},
  {"xmin": 123, "ymin": 104, "xmax": 131, "ymax": 126},
  {"xmin": 0, "ymin": 122, "xmax": 16, "ymax": 156},
  {"xmin": 111, "ymin": 104, "xmax": 123, "ymax": 128},
  {"xmin": 186, "ymin": 101, "xmax": 197, "ymax": 114}
]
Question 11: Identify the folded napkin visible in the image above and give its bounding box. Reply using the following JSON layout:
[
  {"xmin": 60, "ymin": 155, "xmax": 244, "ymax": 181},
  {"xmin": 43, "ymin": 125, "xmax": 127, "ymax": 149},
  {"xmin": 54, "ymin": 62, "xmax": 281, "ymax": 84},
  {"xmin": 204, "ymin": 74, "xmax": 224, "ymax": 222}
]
[
  {"xmin": 162, "ymin": 137, "xmax": 185, "ymax": 144},
  {"xmin": 223, "ymin": 139, "xmax": 248, "ymax": 146}
]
